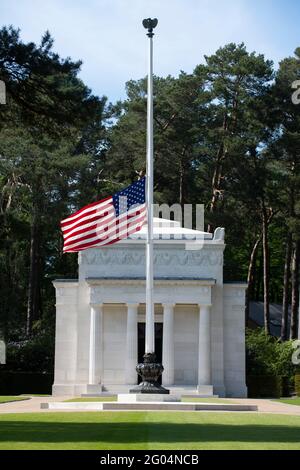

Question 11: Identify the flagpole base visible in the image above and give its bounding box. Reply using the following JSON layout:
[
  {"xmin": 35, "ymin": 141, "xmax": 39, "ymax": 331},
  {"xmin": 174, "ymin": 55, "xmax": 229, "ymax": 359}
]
[{"xmin": 130, "ymin": 353, "xmax": 169, "ymax": 394}]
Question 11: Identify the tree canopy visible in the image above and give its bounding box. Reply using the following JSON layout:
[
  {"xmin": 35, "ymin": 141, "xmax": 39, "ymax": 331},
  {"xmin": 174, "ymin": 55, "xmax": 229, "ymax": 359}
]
[{"xmin": 0, "ymin": 28, "xmax": 299, "ymax": 372}]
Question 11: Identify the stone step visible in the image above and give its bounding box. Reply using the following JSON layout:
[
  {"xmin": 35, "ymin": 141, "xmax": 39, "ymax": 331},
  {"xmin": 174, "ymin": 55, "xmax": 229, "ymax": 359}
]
[
  {"xmin": 117, "ymin": 393, "xmax": 181, "ymax": 403},
  {"xmin": 42, "ymin": 401, "xmax": 258, "ymax": 412},
  {"xmin": 81, "ymin": 393, "xmax": 116, "ymax": 398},
  {"xmin": 92, "ymin": 384, "xmax": 215, "ymax": 397}
]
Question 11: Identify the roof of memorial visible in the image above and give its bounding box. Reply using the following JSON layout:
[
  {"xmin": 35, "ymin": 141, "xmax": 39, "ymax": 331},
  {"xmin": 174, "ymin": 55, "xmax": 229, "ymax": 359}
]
[{"xmin": 118, "ymin": 218, "xmax": 224, "ymax": 243}]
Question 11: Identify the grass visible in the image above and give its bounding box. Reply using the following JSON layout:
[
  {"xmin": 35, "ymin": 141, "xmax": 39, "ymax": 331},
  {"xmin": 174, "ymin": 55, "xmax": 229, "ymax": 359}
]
[
  {"xmin": 0, "ymin": 411, "xmax": 299, "ymax": 450},
  {"xmin": 275, "ymin": 398, "xmax": 300, "ymax": 406},
  {"xmin": 0, "ymin": 396, "xmax": 30, "ymax": 404}
]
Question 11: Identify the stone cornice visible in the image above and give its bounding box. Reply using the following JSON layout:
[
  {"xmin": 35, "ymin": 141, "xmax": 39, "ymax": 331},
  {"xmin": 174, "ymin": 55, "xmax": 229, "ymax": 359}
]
[
  {"xmin": 224, "ymin": 283, "xmax": 247, "ymax": 289},
  {"xmin": 86, "ymin": 277, "xmax": 216, "ymax": 287},
  {"xmin": 79, "ymin": 248, "xmax": 224, "ymax": 267},
  {"xmin": 53, "ymin": 280, "xmax": 78, "ymax": 288}
]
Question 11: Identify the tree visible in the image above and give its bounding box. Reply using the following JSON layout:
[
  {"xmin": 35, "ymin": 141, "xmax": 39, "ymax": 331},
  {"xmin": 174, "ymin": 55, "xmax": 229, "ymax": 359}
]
[
  {"xmin": 194, "ymin": 43, "xmax": 273, "ymax": 231},
  {"xmin": 107, "ymin": 72, "xmax": 210, "ymax": 207},
  {"xmin": 0, "ymin": 27, "xmax": 107, "ymax": 337},
  {"xmin": 272, "ymin": 48, "xmax": 300, "ymax": 339},
  {"xmin": 0, "ymin": 27, "xmax": 102, "ymax": 134}
]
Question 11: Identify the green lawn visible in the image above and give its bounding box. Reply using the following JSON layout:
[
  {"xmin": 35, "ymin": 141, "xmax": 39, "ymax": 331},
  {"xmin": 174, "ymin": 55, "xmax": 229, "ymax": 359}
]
[
  {"xmin": 275, "ymin": 398, "xmax": 300, "ymax": 406},
  {"xmin": 0, "ymin": 396, "xmax": 30, "ymax": 404},
  {"xmin": 0, "ymin": 412, "xmax": 299, "ymax": 450}
]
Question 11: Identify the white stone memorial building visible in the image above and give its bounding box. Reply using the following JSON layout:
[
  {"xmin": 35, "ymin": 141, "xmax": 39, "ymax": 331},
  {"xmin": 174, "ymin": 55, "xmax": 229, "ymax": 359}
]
[{"xmin": 52, "ymin": 218, "xmax": 247, "ymax": 397}]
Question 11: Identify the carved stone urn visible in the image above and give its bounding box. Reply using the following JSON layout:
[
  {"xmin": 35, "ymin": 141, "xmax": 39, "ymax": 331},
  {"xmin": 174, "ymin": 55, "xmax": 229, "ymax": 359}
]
[{"xmin": 130, "ymin": 353, "xmax": 169, "ymax": 394}]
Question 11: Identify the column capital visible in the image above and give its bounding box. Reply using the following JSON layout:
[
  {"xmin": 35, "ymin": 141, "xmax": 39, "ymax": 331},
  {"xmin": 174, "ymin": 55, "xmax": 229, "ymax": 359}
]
[
  {"xmin": 90, "ymin": 303, "xmax": 104, "ymax": 309},
  {"xmin": 162, "ymin": 303, "xmax": 176, "ymax": 309},
  {"xmin": 126, "ymin": 303, "xmax": 139, "ymax": 309},
  {"xmin": 198, "ymin": 304, "xmax": 212, "ymax": 309}
]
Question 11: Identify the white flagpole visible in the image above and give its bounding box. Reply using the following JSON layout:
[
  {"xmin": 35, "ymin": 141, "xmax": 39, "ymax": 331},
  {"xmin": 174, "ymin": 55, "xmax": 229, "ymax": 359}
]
[{"xmin": 143, "ymin": 18, "xmax": 157, "ymax": 355}]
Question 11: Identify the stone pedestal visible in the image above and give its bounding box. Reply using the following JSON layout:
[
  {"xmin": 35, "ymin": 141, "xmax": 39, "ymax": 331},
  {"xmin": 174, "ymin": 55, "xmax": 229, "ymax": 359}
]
[
  {"xmin": 118, "ymin": 393, "xmax": 180, "ymax": 403},
  {"xmin": 196, "ymin": 385, "xmax": 214, "ymax": 396},
  {"xmin": 86, "ymin": 384, "xmax": 103, "ymax": 394}
]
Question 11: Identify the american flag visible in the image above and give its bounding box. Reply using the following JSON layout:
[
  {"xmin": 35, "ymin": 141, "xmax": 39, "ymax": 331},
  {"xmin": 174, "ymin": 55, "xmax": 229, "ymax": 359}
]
[{"xmin": 61, "ymin": 177, "xmax": 146, "ymax": 253}]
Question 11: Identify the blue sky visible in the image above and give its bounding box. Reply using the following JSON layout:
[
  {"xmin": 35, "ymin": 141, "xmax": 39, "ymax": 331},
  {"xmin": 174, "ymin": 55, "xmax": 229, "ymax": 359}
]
[{"xmin": 1, "ymin": 0, "xmax": 300, "ymax": 102}]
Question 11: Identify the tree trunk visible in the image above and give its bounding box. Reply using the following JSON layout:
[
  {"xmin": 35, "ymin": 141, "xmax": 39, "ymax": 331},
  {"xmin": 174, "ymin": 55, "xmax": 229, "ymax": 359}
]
[
  {"xmin": 281, "ymin": 232, "xmax": 292, "ymax": 341},
  {"xmin": 208, "ymin": 115, "xmax": 228, "ymax": 233},
  {"xmin": 262, "ymin": 205, "xmax": 270, "ymax": 335},
  {"xmin": 179, "ymin": 157, "xmax": 185, "ymax": 208},
  {"xmin": 207, "ymin": 151, "xmax": 224, "ymax": 233},
  {"xmin": 245, "ymin": 236, "xmax": 262, "ymax": 326},
  {"xmin": 210, "ymin": 154, "xmax": 223, "ymax": 213},
  {"xmin": 255, "ymin": 249, "xmax": 263, "ymax": 300},
  {"xmin": 179, "ymin": 146, "xmax": 189, "ymax": 208},
  {"xmin": 26, "ymin": 206, "xmax": 41, "ymax": 336},
  {"xmin": 290, "ymin": 239, "xmax": 300, "ymax": 340}
]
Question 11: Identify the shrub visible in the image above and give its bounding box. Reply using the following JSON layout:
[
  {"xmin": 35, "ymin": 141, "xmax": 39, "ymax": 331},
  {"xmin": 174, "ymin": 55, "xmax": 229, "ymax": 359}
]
[
  {"xmin": 281, "ymin": 376, "xmax": 294, "ymax": 397},
  {"xmin": 6, "ymin": 333, "xmax": 54, "ymax": 373},
  {"xmin": 247, "ymin": 375, "xmax": 282, "ymax": 398},
  {"xmin": 295, "ymin": 375, "xmax": 300, "ymax": 397},
  {"xmin": 0, "ymin": 371, "xmax": 53, "ymax": 395},
  {"xmin": 246, "ymin": 328, "xmax": 295, "ymax": 386}
]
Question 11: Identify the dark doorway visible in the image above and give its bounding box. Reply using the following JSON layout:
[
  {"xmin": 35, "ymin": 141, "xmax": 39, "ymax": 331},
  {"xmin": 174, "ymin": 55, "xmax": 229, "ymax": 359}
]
[{"xmin": 137, "ymin": 322, "xmax": 163, "ymax": 384}]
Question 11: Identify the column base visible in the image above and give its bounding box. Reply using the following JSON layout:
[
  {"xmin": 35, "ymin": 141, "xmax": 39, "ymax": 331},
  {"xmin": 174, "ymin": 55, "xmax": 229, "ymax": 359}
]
[
  {"xmin": 86, "ymin": 384, "xmax": 103, "ymax": 394},
  {"xmin": 197, "ymin": 385, "xmax": 214, "ymax": 396},
  {"xmin": 52, "ymin": 383, "xmax": 93, "ymax": 397},
  {"xmin": 225, "ymin": 382, "xmax": 248, "ymax": 398},
  {"xmin": 119, "ymin": 393, "xmax": 179, "ymax": 402}
]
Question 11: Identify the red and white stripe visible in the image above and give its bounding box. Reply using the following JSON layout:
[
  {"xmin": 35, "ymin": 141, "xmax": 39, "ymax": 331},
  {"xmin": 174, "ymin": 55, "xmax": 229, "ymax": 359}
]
[{"xmin": 61, "ymin": 198, "xmax": 146, "ymax": 253}]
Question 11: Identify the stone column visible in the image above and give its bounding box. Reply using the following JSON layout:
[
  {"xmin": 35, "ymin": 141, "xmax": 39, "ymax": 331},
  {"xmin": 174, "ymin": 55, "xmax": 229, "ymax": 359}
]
[
  {"xmin": 162, "ymin": 303, "xmax": 175, "ymax": 386},
  {"xmin": 88, "ymin": 304, "xmax": 103, "ymax": 388},
  {"xmin": 125, "ymin": 303, "xmax": 139, "ymax": 384},
  {"xmin": 198, "ymin": 305, "xmax": 211, "ymax": 387}
]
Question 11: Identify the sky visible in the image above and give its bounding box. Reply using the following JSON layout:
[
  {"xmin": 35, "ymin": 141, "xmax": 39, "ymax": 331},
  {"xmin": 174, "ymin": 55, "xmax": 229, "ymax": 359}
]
[{"xmin": 1, "ymin": 0, "xmax": 300, "ymax": 103}]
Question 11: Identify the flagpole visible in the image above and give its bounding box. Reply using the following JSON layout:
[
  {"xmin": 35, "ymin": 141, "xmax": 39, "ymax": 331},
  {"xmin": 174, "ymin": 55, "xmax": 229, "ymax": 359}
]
[
  {"xmin": 144, "ymin": 18, "xmax": 156, "ymax": 355},
  {"xmin": 131, "ymin": 19, "xmax": 168, "ymax": 394}
]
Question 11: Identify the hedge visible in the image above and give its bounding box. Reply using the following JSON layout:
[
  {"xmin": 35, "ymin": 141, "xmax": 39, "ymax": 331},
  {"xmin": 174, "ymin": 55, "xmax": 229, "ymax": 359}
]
[
  {"xmin": 0, "ymin": 371, "xmax": 53, "ymax": 395},
  {"xmin": 295, "ymin": 374, "xmax": 300, "ymax": 397},
  {"xmin": 247, "ymin": 375, "xmax": 282, "ymax": 398}
]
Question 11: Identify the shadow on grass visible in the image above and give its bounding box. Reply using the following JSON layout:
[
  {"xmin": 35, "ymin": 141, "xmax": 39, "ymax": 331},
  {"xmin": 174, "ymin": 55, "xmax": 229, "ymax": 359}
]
[{"xmin": 0, "ymin": 421, "xmax": 299, "ymax": 444}]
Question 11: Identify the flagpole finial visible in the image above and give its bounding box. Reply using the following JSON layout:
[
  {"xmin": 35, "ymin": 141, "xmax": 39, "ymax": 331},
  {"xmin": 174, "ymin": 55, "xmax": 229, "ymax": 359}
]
[{"xmin": 142, "ymin": 18, "xmax": 158, "ymax": 38}]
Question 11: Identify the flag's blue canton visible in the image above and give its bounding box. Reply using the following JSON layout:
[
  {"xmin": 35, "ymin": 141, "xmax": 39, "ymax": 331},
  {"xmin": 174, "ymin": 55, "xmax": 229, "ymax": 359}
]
[{"xmin": 113, "ymin": 177, "xmax": 146, "ymax": 217}]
